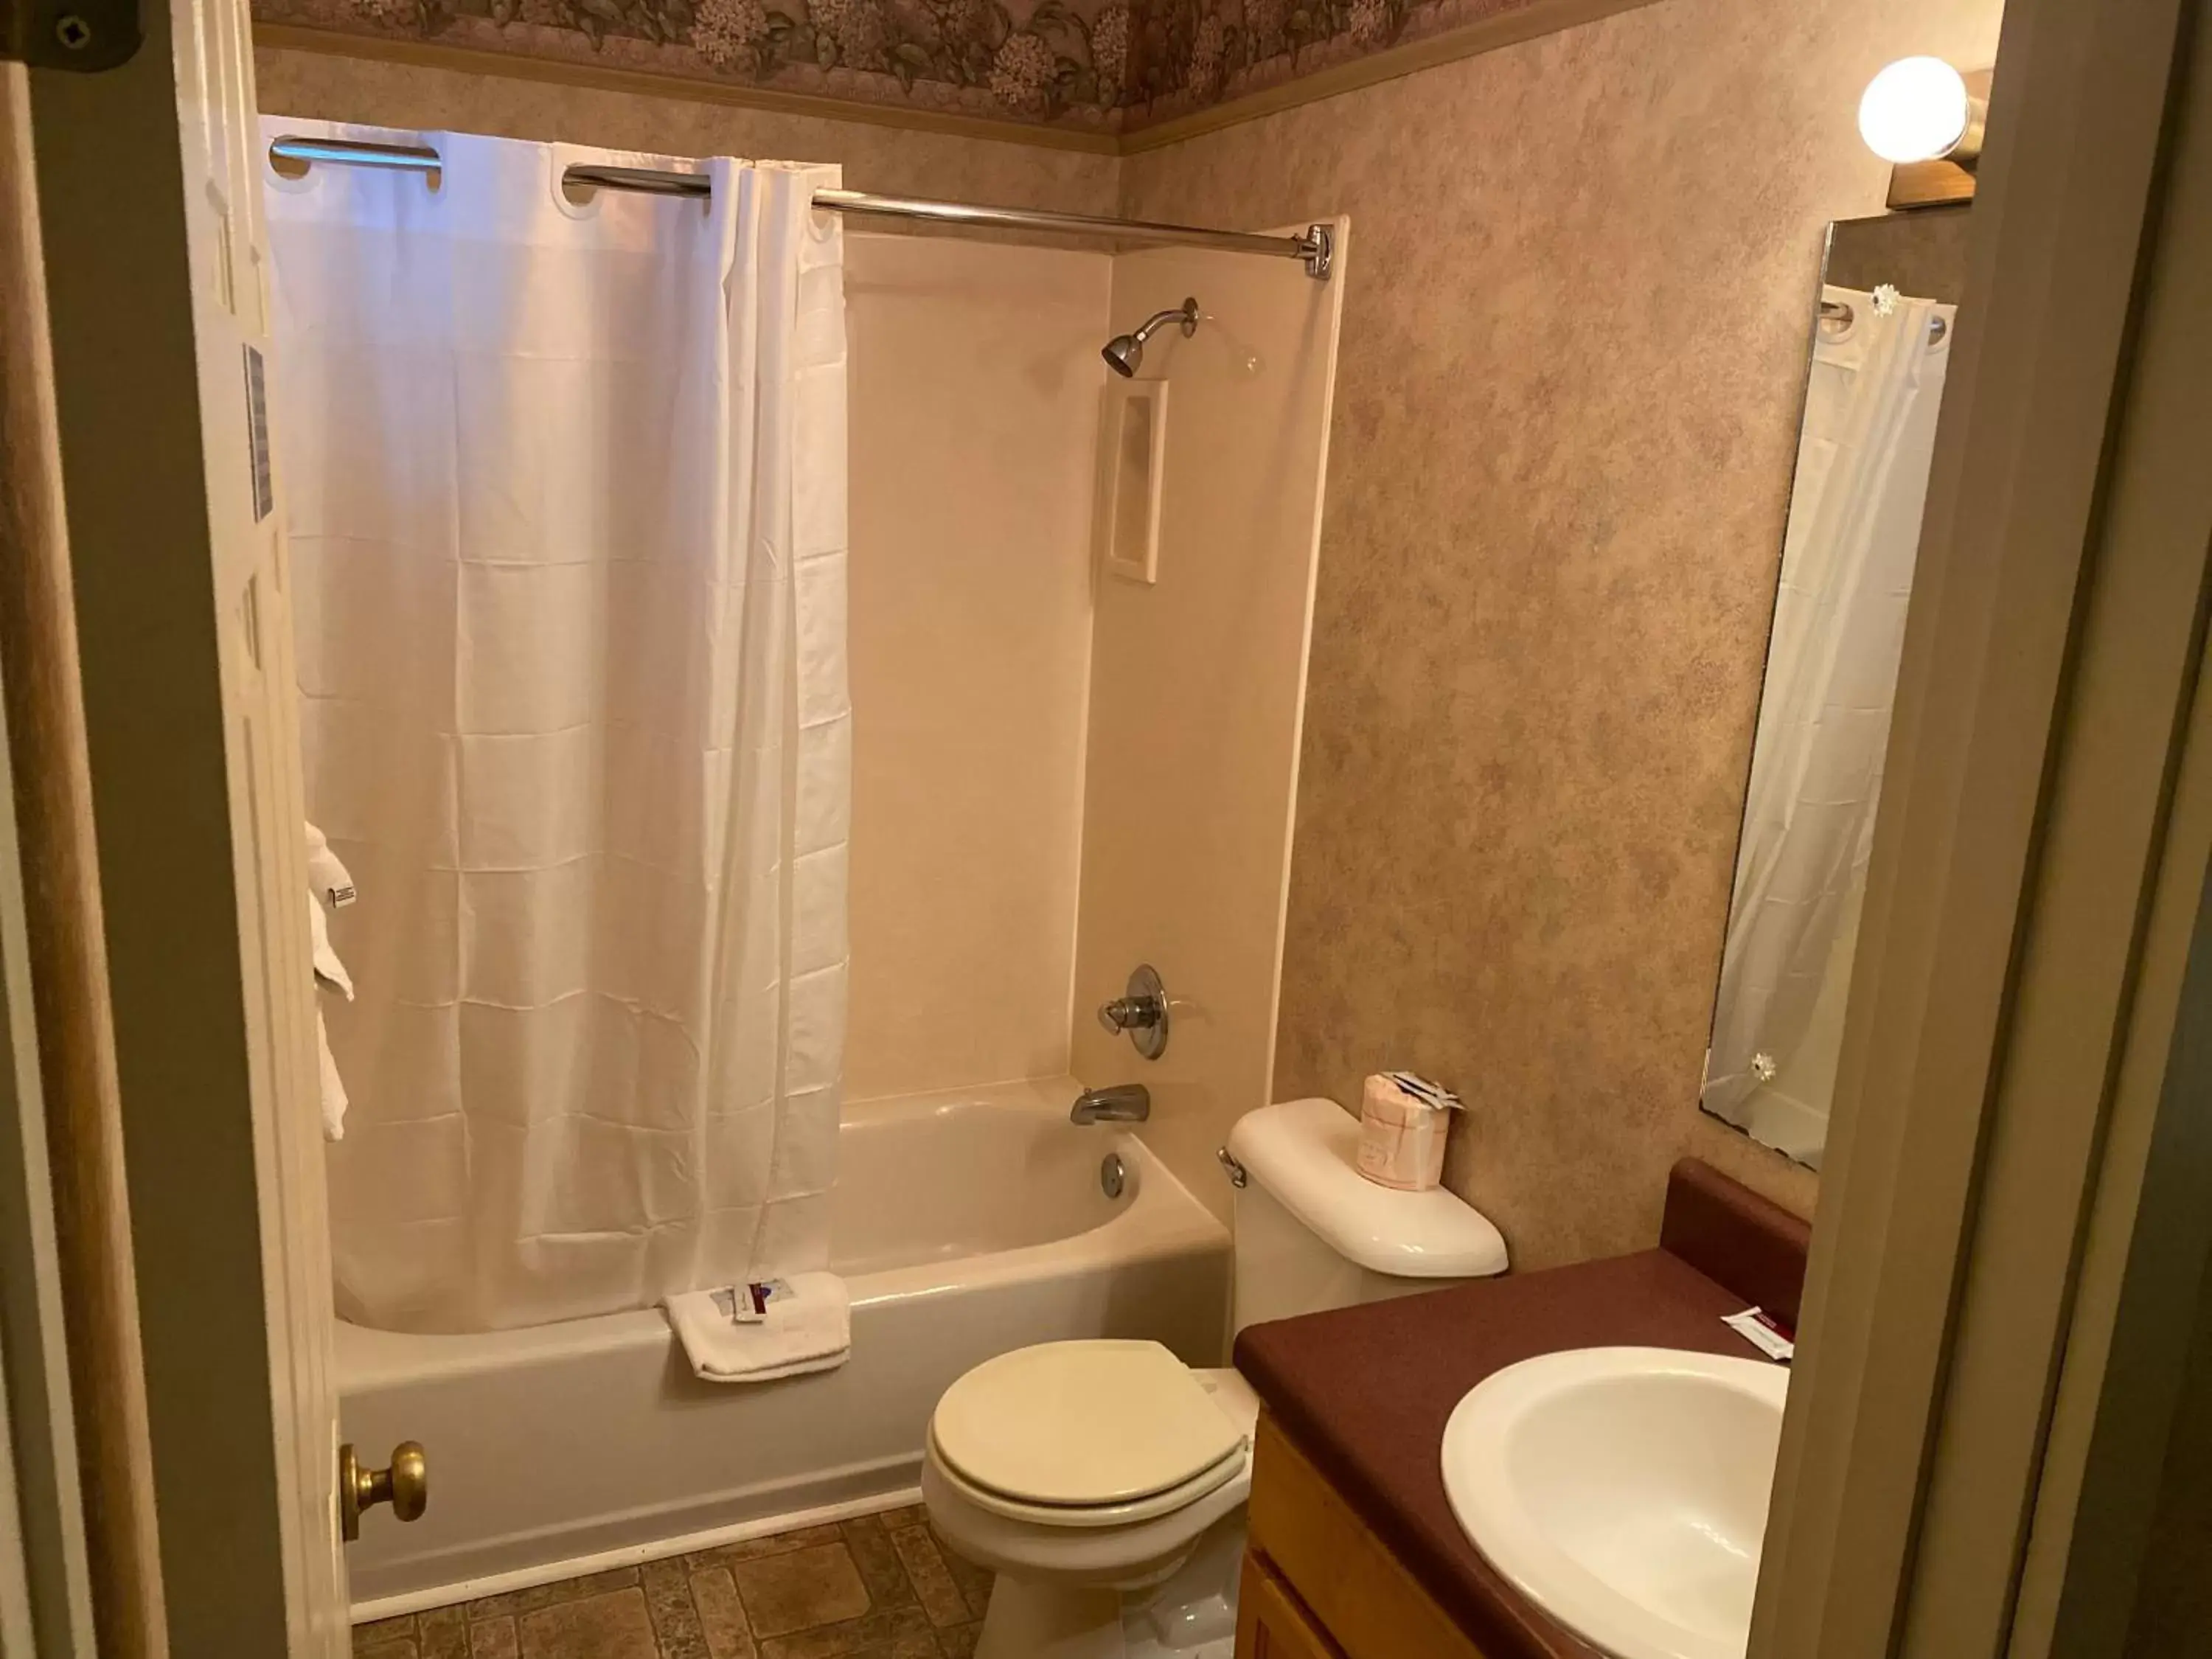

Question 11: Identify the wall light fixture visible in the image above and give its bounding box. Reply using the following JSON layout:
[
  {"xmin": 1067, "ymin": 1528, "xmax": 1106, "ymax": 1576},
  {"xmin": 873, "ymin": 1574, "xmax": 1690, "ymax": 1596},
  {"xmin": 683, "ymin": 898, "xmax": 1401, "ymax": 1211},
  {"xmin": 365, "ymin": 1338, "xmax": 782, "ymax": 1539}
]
[{"xmin": 1859, "ymin": 57, "xmax": 1991, "ymax": 209}]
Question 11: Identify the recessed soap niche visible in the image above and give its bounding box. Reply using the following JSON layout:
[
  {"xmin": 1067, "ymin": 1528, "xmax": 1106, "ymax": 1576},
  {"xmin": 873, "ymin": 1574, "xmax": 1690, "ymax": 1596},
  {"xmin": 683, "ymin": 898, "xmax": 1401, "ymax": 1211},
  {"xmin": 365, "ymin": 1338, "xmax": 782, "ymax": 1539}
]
[{"xmin": 1096, "ymin": 378, "xmax": 1168, "ymax": 585}]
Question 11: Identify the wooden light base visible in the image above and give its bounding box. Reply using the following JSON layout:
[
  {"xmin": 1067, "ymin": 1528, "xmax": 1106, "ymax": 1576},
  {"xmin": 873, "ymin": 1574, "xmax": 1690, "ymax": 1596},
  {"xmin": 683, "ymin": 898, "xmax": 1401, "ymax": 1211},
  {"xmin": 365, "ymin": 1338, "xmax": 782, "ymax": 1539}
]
[{"xmin": 1887, "ymin": 69, "xmax": 1993, "ymax": 209}]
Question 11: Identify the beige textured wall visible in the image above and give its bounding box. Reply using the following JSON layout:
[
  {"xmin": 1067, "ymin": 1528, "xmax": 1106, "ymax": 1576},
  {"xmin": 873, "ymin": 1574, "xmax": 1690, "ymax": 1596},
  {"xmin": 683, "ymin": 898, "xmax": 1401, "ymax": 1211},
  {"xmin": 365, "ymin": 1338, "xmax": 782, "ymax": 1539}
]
[
  {"xmin": 1070, "ymin": 232, "xmax": 1346, "ymax": 1221},
  {"xmin": 844, "ymin": 233, "xmax": 1106, "ymax": 1099},
  {"xmin": 254, "ymin": 44, "xmax": 1120, "ymax": 211},
  {"xmin": 1121, "ymin": 0, "xmax": 2002, "ymax": 1267}
]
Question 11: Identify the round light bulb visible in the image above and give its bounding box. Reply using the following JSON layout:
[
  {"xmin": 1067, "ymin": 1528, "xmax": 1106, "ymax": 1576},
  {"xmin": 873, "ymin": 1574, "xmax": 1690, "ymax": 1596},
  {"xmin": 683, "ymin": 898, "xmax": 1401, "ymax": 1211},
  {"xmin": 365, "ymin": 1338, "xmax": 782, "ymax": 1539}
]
[{"xmin": 1857, "ymin": 57, "xmax": 1971, "ymax": 164}]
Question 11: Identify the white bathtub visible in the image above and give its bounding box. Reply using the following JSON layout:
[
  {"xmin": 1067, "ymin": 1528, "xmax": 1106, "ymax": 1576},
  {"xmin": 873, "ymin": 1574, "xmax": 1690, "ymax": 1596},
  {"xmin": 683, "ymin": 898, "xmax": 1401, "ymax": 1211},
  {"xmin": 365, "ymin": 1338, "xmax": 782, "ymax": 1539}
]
[{"xmin": 337, "ymin": 1077, "xmax": 1231, "ymax": 1617}]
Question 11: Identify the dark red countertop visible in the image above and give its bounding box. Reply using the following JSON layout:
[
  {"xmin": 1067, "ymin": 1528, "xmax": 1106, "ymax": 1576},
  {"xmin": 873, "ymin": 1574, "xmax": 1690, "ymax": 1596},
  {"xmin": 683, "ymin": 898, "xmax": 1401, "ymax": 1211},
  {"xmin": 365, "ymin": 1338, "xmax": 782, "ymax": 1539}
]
[{"xmin": 1232, "ymin": 1160, "xmax": 1810, "ymax": 1659}]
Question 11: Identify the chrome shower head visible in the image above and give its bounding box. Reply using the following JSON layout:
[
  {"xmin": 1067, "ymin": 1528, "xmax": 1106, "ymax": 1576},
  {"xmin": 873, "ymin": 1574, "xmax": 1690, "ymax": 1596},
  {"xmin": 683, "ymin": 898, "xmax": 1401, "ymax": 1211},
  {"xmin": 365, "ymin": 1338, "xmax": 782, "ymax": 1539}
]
[{"xmin": 1102, "ymin": 297, "xmax": 1200, "ymax": 378}]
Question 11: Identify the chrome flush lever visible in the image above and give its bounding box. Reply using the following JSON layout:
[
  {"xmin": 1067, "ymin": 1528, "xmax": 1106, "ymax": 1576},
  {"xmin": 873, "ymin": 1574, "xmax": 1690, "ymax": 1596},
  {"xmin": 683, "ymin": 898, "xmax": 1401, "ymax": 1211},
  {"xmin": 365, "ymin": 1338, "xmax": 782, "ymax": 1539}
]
[{"xmin": 1096, "ymin": 964, "xmax": 1169, "ymax": 1060}]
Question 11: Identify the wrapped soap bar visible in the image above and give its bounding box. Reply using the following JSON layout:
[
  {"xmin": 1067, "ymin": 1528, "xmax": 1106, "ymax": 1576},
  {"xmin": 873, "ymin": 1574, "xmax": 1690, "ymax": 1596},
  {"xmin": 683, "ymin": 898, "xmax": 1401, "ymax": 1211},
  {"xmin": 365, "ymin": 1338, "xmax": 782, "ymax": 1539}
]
[{"xmin": 1355, "ymin": 1071, "xmax": 1462, "ymax": 1191}]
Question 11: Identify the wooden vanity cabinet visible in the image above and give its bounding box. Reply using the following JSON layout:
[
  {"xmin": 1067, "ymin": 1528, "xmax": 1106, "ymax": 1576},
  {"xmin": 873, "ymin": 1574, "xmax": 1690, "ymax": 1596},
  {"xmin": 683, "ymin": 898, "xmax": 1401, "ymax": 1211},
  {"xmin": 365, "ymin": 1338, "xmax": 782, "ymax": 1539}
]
[
  {"xmin": 1235, "ymin": 1411, "xmax": 1493, "ymax": 1659},
  {"xmin": 1237, "ymin": 1550, "xmax": 1343, "ymax": 1659}
]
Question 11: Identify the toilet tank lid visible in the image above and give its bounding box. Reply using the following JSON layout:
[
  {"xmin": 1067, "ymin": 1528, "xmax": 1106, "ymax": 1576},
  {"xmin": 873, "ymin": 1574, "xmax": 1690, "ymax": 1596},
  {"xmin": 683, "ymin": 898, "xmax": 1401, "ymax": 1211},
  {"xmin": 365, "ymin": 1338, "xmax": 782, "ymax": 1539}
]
[{"xmin": 1228, "ymin": 1098, "xmax": 1509, "ymax": 1279}]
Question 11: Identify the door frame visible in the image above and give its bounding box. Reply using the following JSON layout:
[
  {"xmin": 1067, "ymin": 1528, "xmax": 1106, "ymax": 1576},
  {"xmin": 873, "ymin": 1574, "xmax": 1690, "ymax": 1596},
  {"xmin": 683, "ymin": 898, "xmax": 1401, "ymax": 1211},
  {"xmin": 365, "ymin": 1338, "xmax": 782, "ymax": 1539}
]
[
  {"xmin": 1750, "ymin": 0, "xmax": 2212, "ymax": 1653},
  {"xmin": 24, "ymin": 0, "xmax": 344, "ymax": 1644},
  {"xmin": 2, "ymin": 60, "xmax": 166, "ymax": 1659}
]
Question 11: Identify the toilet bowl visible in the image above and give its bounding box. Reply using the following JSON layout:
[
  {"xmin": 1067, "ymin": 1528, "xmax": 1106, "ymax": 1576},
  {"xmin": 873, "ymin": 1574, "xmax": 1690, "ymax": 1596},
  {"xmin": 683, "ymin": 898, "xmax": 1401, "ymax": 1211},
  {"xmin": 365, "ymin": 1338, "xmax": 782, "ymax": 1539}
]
[
  {"xmin": 920, "ymin": 1098, "xmax": 1512, "ymax": 1658},
  {"xmin": 921, "ymin": 1342, "xmax": 1259, "ymax": 1659}
]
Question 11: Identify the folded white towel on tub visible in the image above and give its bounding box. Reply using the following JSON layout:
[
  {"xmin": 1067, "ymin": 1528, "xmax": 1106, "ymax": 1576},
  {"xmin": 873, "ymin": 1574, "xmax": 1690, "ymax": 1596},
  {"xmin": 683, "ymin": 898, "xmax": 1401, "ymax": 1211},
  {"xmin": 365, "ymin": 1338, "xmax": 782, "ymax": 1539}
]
[{"xmin": 664, "ymin": 1272, "xmax": 851, "ymax": 1382}]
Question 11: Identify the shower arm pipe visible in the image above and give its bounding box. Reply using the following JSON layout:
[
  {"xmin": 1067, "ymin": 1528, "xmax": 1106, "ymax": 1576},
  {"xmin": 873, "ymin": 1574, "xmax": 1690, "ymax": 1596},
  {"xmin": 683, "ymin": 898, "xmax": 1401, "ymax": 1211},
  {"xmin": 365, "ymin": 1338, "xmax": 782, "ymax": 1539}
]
[{"xmin": 264, "ymin": 136, "xmax": 1335, "ymax": 279}]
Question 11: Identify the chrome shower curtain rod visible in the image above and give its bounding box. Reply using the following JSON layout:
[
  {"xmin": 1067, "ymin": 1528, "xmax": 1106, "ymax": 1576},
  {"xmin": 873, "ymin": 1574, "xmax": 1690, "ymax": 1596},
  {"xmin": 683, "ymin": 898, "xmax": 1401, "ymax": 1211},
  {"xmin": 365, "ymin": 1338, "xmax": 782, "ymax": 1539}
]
[{"xmin": 265, "ymin": 136, "xmax": 1335, "ymax": 279}]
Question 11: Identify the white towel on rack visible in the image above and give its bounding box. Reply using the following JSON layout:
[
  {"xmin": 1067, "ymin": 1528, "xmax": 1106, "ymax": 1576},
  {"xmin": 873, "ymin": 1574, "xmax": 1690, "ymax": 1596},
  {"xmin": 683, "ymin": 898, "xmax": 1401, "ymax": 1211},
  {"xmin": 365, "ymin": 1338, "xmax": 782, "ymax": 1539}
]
[
  {"xmin": 664, "ymin": 1273, "xmax": 850, "ymax": 1383},
  {"xmin": 305, "ymin": 822, "xmax": 355, "ymax": 1141}
]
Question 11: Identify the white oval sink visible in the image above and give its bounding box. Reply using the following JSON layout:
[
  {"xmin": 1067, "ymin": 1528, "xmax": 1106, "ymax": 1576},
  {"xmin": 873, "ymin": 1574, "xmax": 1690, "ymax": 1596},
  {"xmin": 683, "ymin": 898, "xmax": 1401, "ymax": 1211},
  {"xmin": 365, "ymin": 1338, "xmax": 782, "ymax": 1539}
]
[{"xmin": 1439, "ymin": 1346, "xmax": 1787, "ymax": 1659}]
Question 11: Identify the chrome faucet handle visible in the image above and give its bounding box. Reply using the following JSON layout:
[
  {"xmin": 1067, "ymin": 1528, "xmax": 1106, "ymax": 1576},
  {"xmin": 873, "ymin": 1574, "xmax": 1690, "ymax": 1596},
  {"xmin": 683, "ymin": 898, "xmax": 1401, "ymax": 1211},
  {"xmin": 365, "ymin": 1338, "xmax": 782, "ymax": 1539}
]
[
  {"xmin": 1097, "ymin": 997, "xmax": 1161, "ymax": 1033},
  {"xmin": 1096, "ymin": 964, "xmax": 1169, "ymax": 1060}
]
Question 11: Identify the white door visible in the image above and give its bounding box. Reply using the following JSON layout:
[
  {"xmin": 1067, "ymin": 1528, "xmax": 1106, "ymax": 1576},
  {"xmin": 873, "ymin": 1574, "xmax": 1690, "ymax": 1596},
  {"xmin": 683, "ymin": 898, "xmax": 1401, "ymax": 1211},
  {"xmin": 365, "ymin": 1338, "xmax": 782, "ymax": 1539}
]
[
  {"xmin": 178, "ymin": 0, "xmax": 354, "ymax": 1638},
  {"xmin": 24, "ymin": 0, "xmax": 351, "ymax": 1644}
]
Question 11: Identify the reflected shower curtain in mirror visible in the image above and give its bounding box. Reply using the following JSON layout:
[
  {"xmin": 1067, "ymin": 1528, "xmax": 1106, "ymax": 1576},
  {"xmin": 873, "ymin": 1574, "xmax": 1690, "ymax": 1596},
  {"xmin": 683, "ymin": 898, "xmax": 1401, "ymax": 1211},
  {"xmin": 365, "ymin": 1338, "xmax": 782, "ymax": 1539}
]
[
  {"xmin": 267, "ymin": 122, "xmax": 851, "ymax": 1333},
  {"xmin": 1703, "ymin": 287, "xmax": 1953, "ymax": 1127}
]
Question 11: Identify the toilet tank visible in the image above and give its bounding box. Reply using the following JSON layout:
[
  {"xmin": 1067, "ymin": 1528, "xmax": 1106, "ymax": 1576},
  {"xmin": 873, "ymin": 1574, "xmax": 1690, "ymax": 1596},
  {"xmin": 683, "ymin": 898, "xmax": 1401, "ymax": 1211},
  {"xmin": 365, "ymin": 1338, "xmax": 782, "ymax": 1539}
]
[{"xmin": 1226, "ymin": 1097, "xmax": 1509, "ymax": 1335}]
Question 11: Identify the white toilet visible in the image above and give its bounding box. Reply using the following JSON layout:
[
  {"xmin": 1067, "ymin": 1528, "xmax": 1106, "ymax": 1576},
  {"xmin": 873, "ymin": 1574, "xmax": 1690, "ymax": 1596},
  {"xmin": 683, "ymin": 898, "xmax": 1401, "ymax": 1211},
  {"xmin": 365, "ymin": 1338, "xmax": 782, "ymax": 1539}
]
[{"xmin": 920, "ymin": 1096, "xmax": 1510, "ymax": 1659}]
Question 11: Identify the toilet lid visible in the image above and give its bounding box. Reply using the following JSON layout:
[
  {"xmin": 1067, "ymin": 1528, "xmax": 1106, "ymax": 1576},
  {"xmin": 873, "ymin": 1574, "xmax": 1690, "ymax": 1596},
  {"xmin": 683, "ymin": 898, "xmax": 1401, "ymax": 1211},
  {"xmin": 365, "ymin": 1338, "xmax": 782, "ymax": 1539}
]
[{"xmin": 931, "ymin": 1340, "xmax": 1246, "ymax": 1509}]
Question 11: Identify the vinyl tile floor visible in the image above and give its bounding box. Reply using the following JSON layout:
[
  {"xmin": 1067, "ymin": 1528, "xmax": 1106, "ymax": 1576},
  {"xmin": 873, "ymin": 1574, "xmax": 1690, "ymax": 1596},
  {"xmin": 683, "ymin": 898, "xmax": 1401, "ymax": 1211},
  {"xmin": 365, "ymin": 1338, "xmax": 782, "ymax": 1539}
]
[{"xmin": 350, "ymin": 1506, "xmax": 991, "ymax": 1659}]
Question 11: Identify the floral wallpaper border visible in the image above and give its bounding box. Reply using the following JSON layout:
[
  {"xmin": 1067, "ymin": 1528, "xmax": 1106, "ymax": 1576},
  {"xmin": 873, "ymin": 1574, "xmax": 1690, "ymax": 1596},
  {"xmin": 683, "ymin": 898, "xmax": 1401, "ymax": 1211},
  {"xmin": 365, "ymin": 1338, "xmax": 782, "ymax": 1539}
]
[{"xmin": 254, "ymin": 0, "xmax": 1553, "ymax": 134}]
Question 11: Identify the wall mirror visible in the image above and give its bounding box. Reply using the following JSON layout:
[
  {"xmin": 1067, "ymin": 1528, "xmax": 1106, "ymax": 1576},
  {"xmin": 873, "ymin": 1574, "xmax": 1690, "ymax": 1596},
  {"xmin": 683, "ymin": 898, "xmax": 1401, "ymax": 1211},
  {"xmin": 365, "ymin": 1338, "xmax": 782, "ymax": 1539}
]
[{"xmin": 1700, "ymin": 206, "xmax": 1971, "ymax": 1170}]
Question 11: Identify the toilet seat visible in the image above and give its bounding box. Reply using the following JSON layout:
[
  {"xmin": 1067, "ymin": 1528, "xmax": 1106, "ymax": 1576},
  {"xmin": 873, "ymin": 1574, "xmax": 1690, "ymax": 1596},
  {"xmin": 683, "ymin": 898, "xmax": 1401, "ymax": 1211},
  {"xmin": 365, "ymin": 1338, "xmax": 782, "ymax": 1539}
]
[
  {"xmin": 928, "ymin": 1340, "xmax": 1248, "ymax": 1528},
  {"xmin": 928, "ymin": 1422, "xmax": 1245, "ymax": 1528}
]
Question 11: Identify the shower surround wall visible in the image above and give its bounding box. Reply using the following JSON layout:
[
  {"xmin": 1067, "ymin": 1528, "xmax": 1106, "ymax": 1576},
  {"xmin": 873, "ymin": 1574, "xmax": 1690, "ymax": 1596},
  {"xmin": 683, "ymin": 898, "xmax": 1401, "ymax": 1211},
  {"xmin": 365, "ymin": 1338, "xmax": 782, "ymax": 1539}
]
[
  {"xmin": 844, "ymin": 234, "xmax": 1105, "ymax": 1096},
  {"xmin": 1070, "ymin": 236, "xmax": 1346, "ymax": 1221}
]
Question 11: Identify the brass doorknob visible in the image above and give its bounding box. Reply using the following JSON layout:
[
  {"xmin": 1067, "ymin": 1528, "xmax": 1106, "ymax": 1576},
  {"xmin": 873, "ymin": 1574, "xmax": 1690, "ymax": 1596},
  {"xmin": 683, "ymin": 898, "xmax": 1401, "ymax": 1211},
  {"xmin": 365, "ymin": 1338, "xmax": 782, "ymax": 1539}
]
[{"xmin": 339, "ymin": 1441, "xmax": 428, "ymax": 1541}]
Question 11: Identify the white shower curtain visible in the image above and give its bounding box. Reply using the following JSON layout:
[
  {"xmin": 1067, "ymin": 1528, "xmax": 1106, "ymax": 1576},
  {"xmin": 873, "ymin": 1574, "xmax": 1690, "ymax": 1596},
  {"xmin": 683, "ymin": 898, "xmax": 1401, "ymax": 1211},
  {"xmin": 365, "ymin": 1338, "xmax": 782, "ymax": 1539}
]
[
  {"xmin": 1703, "ymin": 285, "xmax": 1954, "ymax": 1124},
  {"xmin": 266, "ymin": 122, "xmax": 851, "ymax": 1333}
]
